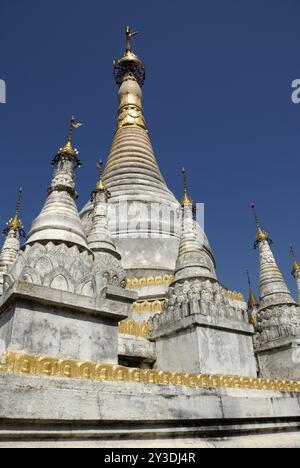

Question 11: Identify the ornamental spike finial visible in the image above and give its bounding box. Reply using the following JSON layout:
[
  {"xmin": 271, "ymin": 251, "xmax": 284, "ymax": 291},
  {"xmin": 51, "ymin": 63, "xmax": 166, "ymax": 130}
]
[
  {"xmin": 3, "ymin": 187, "xmax": 25, "ymax": 237},
  {"xmin": 91, "ymin": 159, "xmax": 111, "ymax": 202},
  {"xmin": 290, "ymin": 244, "xmax": 300, "ymax": 276},
  {"xmin": 125, "ymin": 26, "xmax": 139, "ymax": 54},
  {"xmin": 251, "ymin": 203, "xmax": 260, "ymax": 231},
  {"xmin": 114, "ymin": 26, "xmax": 145, "ymax": 87},
  {"xmin": 246, "ymin": 269, "xmax": 257, "ymax": 307},
  {"xmin": 251, "ymin": 203, "xmax": 272, "ymax": 248},
  {"xmin": 180, "ymin": 167, "xmax": 193, "ymax": 207},
  {"xmin": 58, "ymin": 116, "xmax": 82, "ymax": 158},
  {"xmin": 246, "ymin": 269, "xmax": 258, "ymax": 324},
  {"xmin": 246, "ymin": 269, "xmax": 252, "ymax": 290},
  {"xmin": 68, "ymin": 116, "xmax": 82, "ymax": 144},
  {"xmin": 15, "ymin": 187, "xmax": 22, "ymax": 219}
]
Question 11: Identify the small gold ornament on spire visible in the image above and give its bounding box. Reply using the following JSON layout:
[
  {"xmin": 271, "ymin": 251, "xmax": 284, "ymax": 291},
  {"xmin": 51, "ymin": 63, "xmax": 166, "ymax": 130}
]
[
  {"xmin": 3, "ymin": 187, "xmax": 25, "ymax": 237},
  {"xmin": 113, "ymin": 26, "xmax": 145, "ymax": 87},
  {"xmin": 251, "ymin": 204, "xmax": 272, "ymax": 248},
  {"xmin": 91, "ymin": 160, "xmax": 111, "ymax": 201},
  {"xmin": 126, "ymin": 26, "xmax": 139, "ymax": 53},
  {"xmin": 59, "ymin": 116, "xmax": 82, "ymax": 157},
  {"xmin": 246, "ymin": 270, "xmax": 258, "ymax": 325},
  {"xmin": 290, "ymin": 244, "xmax": 300, "ymax": 277},
  {"xmin": 180, "ymin": 168, "xmax": 193, "ymax": 207},
  {"xmin": 247, "ymin": 270, "xmax": 258, "ymax": 308}
]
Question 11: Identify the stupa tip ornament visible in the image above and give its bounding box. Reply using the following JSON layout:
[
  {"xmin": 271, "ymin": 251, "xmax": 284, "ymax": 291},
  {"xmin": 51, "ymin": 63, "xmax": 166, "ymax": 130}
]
[
  {"xmin": 290, "ymin": 245, "xmax": 300, "ymax": 277},
  {"xmin": 180, "ymin": 168, "xmax": 193, "ymax": 207},
  {"xmin": 55, "ymin": 116, "xmax": 82, "ymax": 163},
  {"xmin": 246, "ymin": 270, "xmax": 257, "ymax": 308},
  {"xmin": 3, "ymin": 187, "xmax": 25, "ymax": 238},
  {"xmin": 251, "ymin": 204, "xmax": 272, "ymax": 248},
  {"xmin": 113, "ymin": 26, "xmax": 146, "ymax": 87},
  {"xmin": 91, "ymin": 160, "xmax": 111, "ymax": 201}
]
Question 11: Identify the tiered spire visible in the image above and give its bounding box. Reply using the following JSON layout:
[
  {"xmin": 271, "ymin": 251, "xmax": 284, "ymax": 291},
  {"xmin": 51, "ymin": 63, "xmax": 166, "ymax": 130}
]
[
  {"xmin": 0, "ymin": 188, "xmax": 25, "ymax": 294},
  {"xmin": 174, "ymin": 169, "xmax": 216, "ymax": 282},
  {"xmin": 99, "ymin": 26, "xmax": 177, "ymax": 206},
  {"xmin": 80, "ymin": 27, "xmax": 216, "ymax": 289},
  {"xmin": 290, "ymin": 245, "xmax": 300, "ymax": 303},
  {"xmin": 251, "ymin": 204, "xmax": 295, "ymax": 311},
  {"xmin": 87, "ymin": 160, "xmax": 126, "ymax": 290},
  {"xmin": 87, "ymin": 161, "xmax": 120, "ymax": 258},
  {"xmin": 26, "ymin": 117, "xmax": 89, "ymax": 251}
]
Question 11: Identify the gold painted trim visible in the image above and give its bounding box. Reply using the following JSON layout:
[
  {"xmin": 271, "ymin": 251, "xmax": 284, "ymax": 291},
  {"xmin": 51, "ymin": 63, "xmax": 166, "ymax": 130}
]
[
  {"xmin": 222, "ymin": 289, "xmax": 245, "ymax": 303},
  {"xmin": 132, "ymin": 300, "xmax": 164, "ymax": 314},
  {"xmin": 1, "ymin": 352, "xmax": 300, "ymax": 392},
  {"xmin": 127, "ymin": 275, "xmax": 174, "ymax": 289},
  {"xmin": 119, "ymin": 319, "xmax": 149, "ymax": 337}
]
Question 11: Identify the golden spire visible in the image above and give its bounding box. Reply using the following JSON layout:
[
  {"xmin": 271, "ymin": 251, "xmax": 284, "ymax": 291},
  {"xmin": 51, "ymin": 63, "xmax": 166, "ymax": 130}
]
[
  {"xmin": 91, "ymin": 160, "xmax": 111, "ymax": 201},
  {"xmin": 247, "ymin": 270, "xmax": 257, "ymax": 308},
  {"xmin": 180, "ymin": 168, "xmax": 193, "ymax": 207},
  {"xmin": 59, "ymin": 116, "xmax": 82, "ymax": 157},
  {"xmin": 251, "ymin": 204, "xmax": 272, "ymax": 247},
  {"xmin": 3, "ymin": 188, "xmax": 25, "ymax": 236},
  {"xmin": 290, "ymin": 245, "xmax": 300, "ymax": 276}
]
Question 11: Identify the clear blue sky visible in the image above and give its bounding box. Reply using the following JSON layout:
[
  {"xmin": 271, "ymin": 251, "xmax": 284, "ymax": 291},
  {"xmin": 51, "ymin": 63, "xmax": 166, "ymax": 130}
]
[{"xmin": 1, "ymin": 0, "xmax": 299, "ymax": 299}]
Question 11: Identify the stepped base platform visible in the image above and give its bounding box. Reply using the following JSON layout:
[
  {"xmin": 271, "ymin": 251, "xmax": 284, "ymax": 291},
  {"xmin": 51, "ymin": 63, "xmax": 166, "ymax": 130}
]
[{"xmin": 0, "ymin": 373, "xmax": 300, "ymax": 448}]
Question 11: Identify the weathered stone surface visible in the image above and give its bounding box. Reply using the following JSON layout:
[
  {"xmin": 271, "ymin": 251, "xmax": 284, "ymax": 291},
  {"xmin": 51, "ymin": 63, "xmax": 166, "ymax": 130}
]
[
  {"xmin": 118, "ymin": 334, "xmax": 156, "ymax": 366},
  {"xmin": 0, "ymin": 282, "xmax": 137, "ymax": 364},
  {"xmin": 153, "ymin": 318, "xmax": 256, "ymax": 376},
  {"xmin": 256, "ymin": 338, "xmax": 300, "ymax": 380},
  {"xmin": 0, "ymin": 373, "xmax": 299, "ymax": 447},
  {"xmin": 149, "ymin": 278, "xmax": 256, "ymax": 376}
]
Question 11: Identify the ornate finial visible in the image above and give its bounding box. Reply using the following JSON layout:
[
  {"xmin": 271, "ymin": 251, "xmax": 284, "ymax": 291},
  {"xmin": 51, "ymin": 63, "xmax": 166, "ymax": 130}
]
[
  {"xmin": 290, "ymin": 244, "xmax": 300, "ymax": 276},
  {"xmin": 58, "ymin": 116, "xmax": 82, "ymax": 158},
  {"xmin": 251, "ymin": 204, "xmax": 272, "ymax": 248},
  {"xmin": 247, "ymin": 270, "xmax": 257, "ymax": 308},
  {"xmin": 180, "ymin": 168, "xmax": 193, "ymax": 207},
  {"xmin": 114, "ymin": 26, "xmax": 145, "ymax": 87},
  {"xmin": 126, "ymin": 26, "xmax": 139, "ymax": 53},
  {"xmin": 3, "ymin": 187, "xmax": 25, "ymax": 237},
  {"xmin": 91, "ymin": 160, "xmax": 111, "ymax": 201},
  {"xmin": 246, "ymin": 270, "xmax": 258, "ymax": 325}
]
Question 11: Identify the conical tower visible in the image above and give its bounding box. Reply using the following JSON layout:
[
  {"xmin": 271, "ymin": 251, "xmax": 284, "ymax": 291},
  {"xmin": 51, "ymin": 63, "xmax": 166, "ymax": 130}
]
[
  {"xmin": 0, "ymin": 188, "xmax": 25, "ymax": 294},
  {"xmin": 173, "ymin": 169, "xmax": 216, "ymax": 283},
  {"xmin": 10, "ymin": 120, "xmax": 94, "ymax": 294},
  {"xmin": 290, "ymin": 245, "xmax": 300, "ymax": 304},
  {"xmin": 251, "ymin": 205, "xmax": 295, "ymax": 311},
  {"xmin": 252, "ymin": 208, "xmax": 300, "ymax": 380},
  {"xmin": 81, "ymin": 27, "xmax": 215, "ymax": 302},
  {"xmin": 26, "ymin": 118, "xmax": 89, "ymax": 251},
  {"xmin": 88, "ymin": 161, "xmax": 126, "ymax": 289},
  {"xmin": 88, "ymin": 161, "xmax": 119, "ymax": 256}
]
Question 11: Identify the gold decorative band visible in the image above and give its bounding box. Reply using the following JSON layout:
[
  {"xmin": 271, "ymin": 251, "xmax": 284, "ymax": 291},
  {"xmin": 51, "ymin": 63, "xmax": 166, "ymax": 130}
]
[
  {"xmin": 1, "ymin": 351, "xmax": 300, "ymax": 393},
  {"xmin": 132, "ymin": 300, "xmax": 164, "ymax": 314},
  {"xmin": 222, "ymin": 289, "xmax": 245, "ymax": 303},
  {"xmin": 119, "ymin": 319, "xmax": 149, "ymax": 337},
  {"xmin": 127, "ymin": 275, "xmax": 174, "ymax": 289}
]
